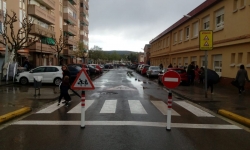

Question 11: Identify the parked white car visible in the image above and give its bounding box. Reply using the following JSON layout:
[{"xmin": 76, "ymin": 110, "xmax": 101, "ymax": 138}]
[
  {"xmin": 15, "ymin": 66, "xmax": 63, "ymax": 85},
  {"xmin": 146, "ymin": 66, "xmax": 161, "ymax": 78}
]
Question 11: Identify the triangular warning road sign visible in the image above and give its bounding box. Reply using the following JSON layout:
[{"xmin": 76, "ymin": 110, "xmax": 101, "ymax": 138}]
[
  {"xmin": 204, "ymin": 41, "xmax": 209, "ymax": 46},
  {"xmin": 204, "ymin": 35, "xmax": 209, "ymax": 41},
  {"xmin": 71, "ymin": 69, "xmax": 95, "ymax": 90}
]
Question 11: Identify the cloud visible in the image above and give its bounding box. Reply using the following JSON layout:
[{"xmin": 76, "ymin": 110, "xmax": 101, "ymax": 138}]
[{"xmin": 89, "ymin": 0, "xmax": 206, "ymax": 51}]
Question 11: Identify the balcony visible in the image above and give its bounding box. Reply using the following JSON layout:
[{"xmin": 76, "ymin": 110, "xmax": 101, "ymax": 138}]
[
  {"xmin": 0, "ymin": 10, "xmax": 3, "ymax": 22},
  {"xmin": 30, "ymin": 24, "xmax": 55, "ymax": 38},
  {"xmin": 28, "ymin": 42, "xmax": 54, "ymax": 54},
  {"xmin": 64, "ymin": 0, "xmax": 77, "ymax": 12},
  {"xmin": 63, "ymin": 49, "xmax": 74, "ymax": 56},
  {"xmin": 83, "ymin": 0, "xmax": 89, "ymax": 10},
  {"xmin": 63, "ymin": 25, "xmax": 77, "ymax": 36},
  {"xmin": 64, "ymin": 37, "xmax": 77, "ymax": 46},
  {"xmin": 36, "ymin": 0, "xmax": 55, "ymax": 9},
  {"xmin": 80, "ymin": 17, "xmax": 88, "ymax": 26},
  {"xmin": 67, "ymin": 0, "xmax": 78, "ymax": 5},
  {"xmin": 28, "ymin": 5, "xmax": 55, "ymax": 24},
  {"xmin": 63, "ymin": 13, "xmax": 77, "ymax": 25}
]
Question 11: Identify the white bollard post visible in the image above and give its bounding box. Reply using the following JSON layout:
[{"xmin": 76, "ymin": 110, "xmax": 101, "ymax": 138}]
[
  {"xmin": 81, "ymin": 90, "xmax": 85, "ymax": 128},
  {"xmin": 166, "ymin": 90, "xmax": 172, "ymax": 131}
]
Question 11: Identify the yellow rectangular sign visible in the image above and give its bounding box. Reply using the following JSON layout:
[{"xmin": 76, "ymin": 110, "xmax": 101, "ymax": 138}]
[{"xmin": 199, "ymin": 30, "xmax": 213, "ymax": 50}]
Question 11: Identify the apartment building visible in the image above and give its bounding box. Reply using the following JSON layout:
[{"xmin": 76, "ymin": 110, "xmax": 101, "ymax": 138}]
[
  {"xmin": 0, "ymin": 0, "xmax": 89, "ymax": 68},
  {"xmin": 148, "ymin": 0, "xmax": 250, "ymax": 83}
]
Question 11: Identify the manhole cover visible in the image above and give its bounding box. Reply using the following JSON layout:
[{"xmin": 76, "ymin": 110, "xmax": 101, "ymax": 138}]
[{"xmin": 235, "ymin": 107, "xmax": 247, "ymax": 110}]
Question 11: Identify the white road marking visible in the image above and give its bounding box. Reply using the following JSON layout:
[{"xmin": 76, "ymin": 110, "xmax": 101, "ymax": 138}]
[
  {"xmin": 164, "ymin": 77, "xmax": 179, "ymax": 82},
  {"xmin": 36, "ymin": 102, "xmax": 64, "ymax": 113},
  {"xmin": 151, "ymin": 101, "xmax": 180, "ymax": 116},
  {"xmin": 13, "ymin": 120, "xmax": 241, "ymax": 129},
  {"xmin": 68, "ymin": 100, "xmax": 95, "ymax": 113},
  {"xmin": 128, "ymin": 100, "xmax": 147, "ymax": 114},
  {"xmin": 106, "ymin": 85, "xmax": 136, "ymax": 91},
  {"xmin": 174, "ymin": 101, "xmax": 214, "ymax": 117},
  {"xmin": 100, "ymin": 100, "xmax": 117, "ymax": 113}
]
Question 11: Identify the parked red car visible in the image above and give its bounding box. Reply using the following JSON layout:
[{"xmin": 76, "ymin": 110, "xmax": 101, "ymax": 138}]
[
  {"xmin": 141, "ymin": 65, "xmax": 149, "ymax": 75},
  {"xmin": 158, "ymin": 68, "xmax": 189, "ymax": 85},
  {"xmin": 89, "ymin": 64, "xmax": 103, "ymax": 73}
]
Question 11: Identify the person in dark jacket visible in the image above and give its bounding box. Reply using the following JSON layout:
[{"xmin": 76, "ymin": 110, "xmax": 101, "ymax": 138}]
[
  {"xmin": 58, "ymin": 76, "xmax": 71, "ymax": 106},
  {"xmin": 62, "ymin": 64, "xmax": 70, "ymax": 78},
  {"xmin": 187, "ymin": 61, "xmax": 195, "ymax": 85},
  {"xmin": 236, "ymin": 65, "xmax": 250, "ymax": 94}
]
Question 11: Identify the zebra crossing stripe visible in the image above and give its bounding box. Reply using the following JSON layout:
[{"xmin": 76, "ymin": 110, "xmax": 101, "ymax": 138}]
[
  {"xmin": 128, "ymin": 100, "xmax": 147, "ymax": 114},
  {"xmin": 174, "ymin": 101, "xmax": 214, "ymax": 117},
  {"xmin": 100, "ymin": 100, "xmax": 117, "ymax": 113},
  {"xmin": 68, "ymin": 100, "xmax": 95, "ymax": 113},
  {"xmin": 151, "ymin": 101, "xmax": 180, "ymax": 116},
  {"xmin": 36, "ymin": 102, "xmax": 64, "ymax": 114}
]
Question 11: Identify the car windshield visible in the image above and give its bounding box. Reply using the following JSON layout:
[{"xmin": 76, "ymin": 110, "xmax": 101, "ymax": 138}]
[{"xmin": 150, "ymin": 66, "xmax": 160, "ymax": 70}]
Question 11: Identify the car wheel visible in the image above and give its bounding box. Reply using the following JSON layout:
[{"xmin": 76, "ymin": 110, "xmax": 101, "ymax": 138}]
[
  {"xmin": 54, "ymin": 78, "xmax": 62, "ymax": 86},
  {"xmin": 20, "ymin": 77, "xmax": 28, "ymax": 85}
]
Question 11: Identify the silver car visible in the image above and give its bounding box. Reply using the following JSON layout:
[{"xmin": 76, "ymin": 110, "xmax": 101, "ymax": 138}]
[{"xmin": 146, "ymin": 66, "xmax": 161, "ymax": 78}]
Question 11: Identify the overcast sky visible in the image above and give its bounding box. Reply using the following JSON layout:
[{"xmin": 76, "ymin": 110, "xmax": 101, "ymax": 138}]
[{"xmin": 89, "ymin": 0, "xmax": 206, "ymax": 52}]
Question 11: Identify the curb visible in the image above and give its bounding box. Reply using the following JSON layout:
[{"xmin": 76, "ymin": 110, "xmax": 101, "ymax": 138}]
[
  {"xmin": 218, "ymin": 109, "xmax": 250, "ymax": 128},
  {"xmin": 0, "ymin": 107, "xmax": 32, "ymax": 124}
]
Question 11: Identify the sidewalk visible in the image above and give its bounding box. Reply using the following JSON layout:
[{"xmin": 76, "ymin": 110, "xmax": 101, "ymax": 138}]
[{"xmin": 172, "ymin": 82, "xmax": 250, "ymax": 121}]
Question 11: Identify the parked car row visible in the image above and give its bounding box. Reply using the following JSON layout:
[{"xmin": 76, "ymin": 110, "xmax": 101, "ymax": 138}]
[
  {"xmin": 15, "ymin": 64, "xmax": 105, "ymax": 86},
  {"xmin": 127, "ymin": 64, "xmax": 190, "ymax": 85}
]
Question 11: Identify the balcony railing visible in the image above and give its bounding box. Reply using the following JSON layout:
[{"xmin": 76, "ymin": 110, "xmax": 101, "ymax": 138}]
[
  {"xmin": 64, "ymin": 0, "xmax": 77, "ymax": 12},
  {"xmin": 63, "ymin": 49, "xmax": 74, "ymax": 56},
  {"xmin": 64, "ymin": 37, "xmax": 77, "ymax": 46},
  {"xmin": 28, "ymin": 5, "xmax": 55, "ymax": 25},
  {"xmin": 67, "ymin": 0, "xmax": 77, "ymax": 5},
  {"xmin": 30, "ymin": 24, "xmax": 55, "ymax": 38},
  {"xmin": 63, "ymin": 13, "xmax": 77, "ymax": 25},
  {"xmin": 63, "ymin": 25, "xmax": 77, "ymax": 36},
  {"xmin": 28, "ymin": 42, "xmax": 54, "ymax": 54},
  {"xmin": 37, "ymin": 0, "xmax": 55, "ymax": 9}
]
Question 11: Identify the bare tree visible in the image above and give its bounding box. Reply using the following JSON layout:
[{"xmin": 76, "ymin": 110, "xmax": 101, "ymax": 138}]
[
  {"xmin": 50, "ymin": 34, "xmax": 68, "ymax": 65},
  {"xmin": 0, "ymin": 11, "xmax": 37, "ymax": 61},
  {"xmin": 73, "ymin": 41, "xmax": 87, "ymax": 63}
]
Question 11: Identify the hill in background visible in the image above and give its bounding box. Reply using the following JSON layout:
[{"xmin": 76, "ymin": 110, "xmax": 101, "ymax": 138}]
[{"xmin": 102, "ymin": 50, "xmax": 136, "ymax": 55}]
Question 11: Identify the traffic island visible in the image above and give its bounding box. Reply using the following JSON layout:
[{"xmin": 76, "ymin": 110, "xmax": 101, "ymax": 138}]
[
  {"xmin": 218, "ymin": 109, "xmax": 250, "ymax": 128},
  {"xmin": 0, "ymin": 107, "xmax": 31, "ymax": 124}
]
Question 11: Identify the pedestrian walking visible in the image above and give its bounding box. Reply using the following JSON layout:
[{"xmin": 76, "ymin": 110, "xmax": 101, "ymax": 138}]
[
  {"xmin": 187, "ymin": 62, "xmax": 195, "ymax": 85},
  {"xmin": 199, "ymin": 67, "xmax": 205, "ymax": 84},
  {"xmin": 168, "ymin": 63, "xmax": 173, "ymax": 68},
  {"xmin": 61, "ymin": 64, "xmax": 71, "ymax": 83},
  {"xmin": 159, "ymin": 63, "xmax": 163, "ymax": 70},
  {"xmin": 58, "ymin": 76, "xmax": 71, "ymax": 106},
  {"xmin": 236, "ymin": 65, "xmax": 250, "ymax": 95}
]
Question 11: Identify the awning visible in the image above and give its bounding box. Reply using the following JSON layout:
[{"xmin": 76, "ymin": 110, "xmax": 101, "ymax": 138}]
[{"xmin": 41, "ymin": 37, "xmax": 55, "ymax": 45}]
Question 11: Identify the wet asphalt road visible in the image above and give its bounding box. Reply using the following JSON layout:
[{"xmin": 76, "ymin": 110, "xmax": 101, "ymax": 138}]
[{"xmin": 0, "ymin": 67, "xmax": 250, "ymax": 150}]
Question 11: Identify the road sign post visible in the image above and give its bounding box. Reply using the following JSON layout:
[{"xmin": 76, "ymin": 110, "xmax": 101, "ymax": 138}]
[
  {"xmin": 71, "ymin": 68, "xmax": 95, "ymax": 128},
  {"xmin": 199, "ymin": 30, "xmax": 213, "ymax": 98},
  {"xmin": 162, "ymin": 71, "xmax": 181, "ymax": 131}
]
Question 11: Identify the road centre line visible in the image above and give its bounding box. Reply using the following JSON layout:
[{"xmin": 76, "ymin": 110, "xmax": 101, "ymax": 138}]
[{"xmin": 13, "ymin": 120, "xmax": 241, "ymax": 129}]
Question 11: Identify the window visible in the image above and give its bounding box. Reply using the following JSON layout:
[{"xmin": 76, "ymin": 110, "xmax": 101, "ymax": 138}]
[
  {"xmin": 203, "ymin": 16, "xmax": 210, "ymax": 30},
  {"xmin": 213, "ymin": 55, "xmax": 222, "ymax": 76},
  {"xmin": 247, "ymin": 52, "xmax": 250, "ymax": 67},
  {"xmin": 240, "ymin": 0, "xmax": 246, "ymax": 7},
  {"xmin": 173, "ymin": 32, "xmax": 177, "ymax": 44},
  {"xmin": 80, "ymin": 2, "xmax": 83, "ymax": 7},
  {"xmin": 191, "ymin": 56, "xmax": 197, "ymax": 66},
  {"xmin": 237, "ymin": 53, "xmax": 243, "ymax": 66},
  {"xmin": 233, "ymin": 0, "xmax": 238, "ymax": 10},
  {"xmin": 185, "ymin": 26, "xmax": 189, "ymax": 40},
  {"xmin": 215, "ymin": 8, "xmax": 224, "ymax": 29},
  {"xmin": 230, "ymin": 53, "xmax": 236, "ymax": 67},
  {"xmin": 183, "ymin": 57, "xmax": 188, "ymax": 67},
  {"xmin": 166, "ymin": 37, "xmax": 169, "ymax": 47},
  {"xmin": 192, "ymin": 22, "xmax": 198, "ymax": 38},
  {"xmin": 45, "ymin": 67, "xmax": 59, "ymax": 72},
  {"xmin": 32, "ymin": 67, "xmax": 45, "ymax": 73},
  {"xmin": 178, "ymin": 57, "xmax": 182, "ymax": 66},
  {"xmin": 179, "ymin": 30, "xmax": 183, "ymax": 42}
]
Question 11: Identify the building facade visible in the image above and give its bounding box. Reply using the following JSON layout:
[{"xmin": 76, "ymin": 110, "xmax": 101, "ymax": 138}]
[
  {"xmin": 0, "ymin": 0, "xmax": 89, "ymax": 68},
  {"xmin": 149, "ymin": 0, "xmax": 250, "ymax": 83}
]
